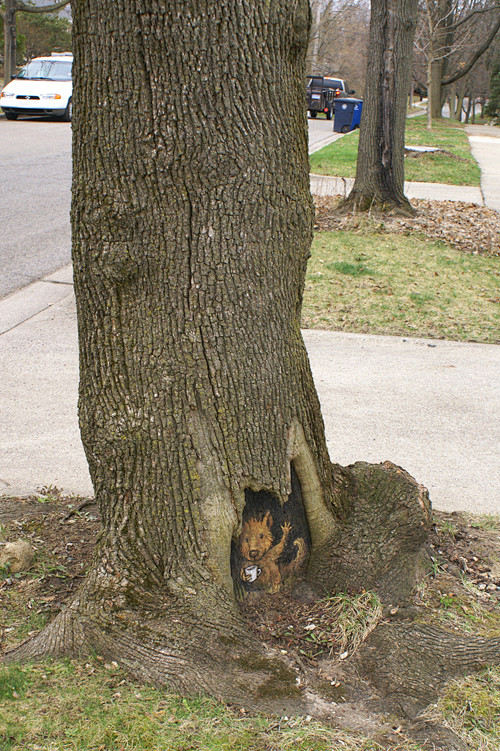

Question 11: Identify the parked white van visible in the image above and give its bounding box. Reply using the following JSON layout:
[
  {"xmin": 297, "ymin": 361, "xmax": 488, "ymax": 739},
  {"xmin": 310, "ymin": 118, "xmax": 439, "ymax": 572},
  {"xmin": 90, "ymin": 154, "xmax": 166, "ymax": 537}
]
[{"xmin": 0, "ymin": 53, "xmax": 73, "ymax": 121}]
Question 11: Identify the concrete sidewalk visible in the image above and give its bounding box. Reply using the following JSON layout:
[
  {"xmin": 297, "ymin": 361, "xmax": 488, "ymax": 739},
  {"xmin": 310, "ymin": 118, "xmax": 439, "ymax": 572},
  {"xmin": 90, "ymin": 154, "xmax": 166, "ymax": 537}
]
[
  {"xmin": 310, "ymin": 173, "xmax": 484, "ymax": 203},
  {"xmin": 466, "ymin": 124, "xmax": 500, "ymax": 212},
  {"xmin": 1, "ymin": 125, "xmax": 499, "ymax": 514}
]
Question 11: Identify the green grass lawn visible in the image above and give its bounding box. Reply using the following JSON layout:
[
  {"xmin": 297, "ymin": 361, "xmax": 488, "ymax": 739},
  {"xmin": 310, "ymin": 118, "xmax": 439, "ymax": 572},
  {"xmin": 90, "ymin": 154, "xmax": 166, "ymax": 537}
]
[
  {"xmin": 302, "ymin": 231, "xmax": 500, "ymax": 343},
  {"xmin": 309, "ymin": 115, "xmax": 481, "ymax": 186},
  {"xmin": 0, "ymin": 660, "xmax": 405, "ymax": 751},
  {"xmin": 0, "ymin": 658, "xmax": 498, "ymax": 751}
]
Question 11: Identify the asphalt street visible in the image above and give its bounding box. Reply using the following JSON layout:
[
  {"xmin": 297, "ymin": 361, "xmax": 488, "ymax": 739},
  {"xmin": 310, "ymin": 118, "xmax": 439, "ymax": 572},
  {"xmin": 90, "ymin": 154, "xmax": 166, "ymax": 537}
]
[{"xmin": 0, "ymin": 118, "xmax": 72, "ymax": 299}]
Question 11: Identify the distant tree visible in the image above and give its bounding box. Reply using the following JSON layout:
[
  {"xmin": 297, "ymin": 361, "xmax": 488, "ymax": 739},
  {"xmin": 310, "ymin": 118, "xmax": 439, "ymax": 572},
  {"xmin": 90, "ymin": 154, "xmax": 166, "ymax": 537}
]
[
  {"xmin": 485, "ymin": 54, "xmax": 500, "ymax": 120},
  {"xmin": 17, "ymin": 9, "xmax": 71, "ymax": 61},
  {"xmin": 414, "ymin": 0, "xmax": 500, "ymax": 122},
  {"xmin": 341, "ymin": 0, "xmax": 419, "ymax": 215},
  {"xmin": 447, "ymin": 56, "xmax": 491, "ymax": 122},
  {"xmin": 307, "ymin": 0, "xmax": 370, "ymax": 96}
]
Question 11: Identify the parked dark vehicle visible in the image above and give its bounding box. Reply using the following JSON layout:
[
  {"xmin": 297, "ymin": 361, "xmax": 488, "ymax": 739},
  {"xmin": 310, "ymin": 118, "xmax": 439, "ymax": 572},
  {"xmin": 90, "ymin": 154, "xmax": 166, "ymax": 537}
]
[{"xmin": 306, "ymin": 75, "xmax": 355, "ymax": 120}]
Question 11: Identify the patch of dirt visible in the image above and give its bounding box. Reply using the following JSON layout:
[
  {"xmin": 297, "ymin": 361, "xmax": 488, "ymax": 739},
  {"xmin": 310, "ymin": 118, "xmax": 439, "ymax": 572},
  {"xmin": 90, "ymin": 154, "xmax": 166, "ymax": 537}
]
[
  {"xmin": 430, "ymin": 511, "xmax": 500, "ymax": 587},
  {"xmin": 0, "ymin": 493, "xmax": 100, "ymax": 650},
  {"xmin": 404, "ymin": 148, "xmax": 468, "ymax": 161},
  {"xmin": 314, "ymin": 196, "xmax": 500, "ymax": 257},
  {"xmin": 242, "ymin": 589, "xmax": 382, "ymax": 664}
]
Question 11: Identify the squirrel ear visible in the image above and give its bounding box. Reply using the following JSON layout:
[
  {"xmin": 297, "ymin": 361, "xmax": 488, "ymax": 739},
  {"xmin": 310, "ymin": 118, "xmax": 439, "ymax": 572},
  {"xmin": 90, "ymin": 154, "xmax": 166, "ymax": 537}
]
[{"xmin": 263, "ymin": 510, "xmax": 273, "ymax": 527}]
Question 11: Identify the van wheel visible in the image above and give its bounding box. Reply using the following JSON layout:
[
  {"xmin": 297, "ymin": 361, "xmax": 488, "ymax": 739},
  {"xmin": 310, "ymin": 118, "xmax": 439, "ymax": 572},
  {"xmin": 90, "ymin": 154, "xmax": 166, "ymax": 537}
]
[
  {"xmin": 309, "ymin": 111, "xmax": 317, "ymax": 118},
  {"xmin": 326, "ymin": 105, "xmax": 333, "ymax": 120},
  {"xmin": 62, "ymin": 98, "xmax": 72, "ymax": 122},
  {"xmin": 5, "ymin": 112, "xmax": 18, "ymax": 120}
]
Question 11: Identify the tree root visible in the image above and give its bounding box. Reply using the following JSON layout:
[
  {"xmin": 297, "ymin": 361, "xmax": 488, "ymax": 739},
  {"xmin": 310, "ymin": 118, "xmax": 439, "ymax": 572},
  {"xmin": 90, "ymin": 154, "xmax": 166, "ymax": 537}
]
[
  {"xmin": 4, "ymin": 574, "xmax": 308, "ymax": 715},
  {"xmin": 5, "ymin": 579, "xmax": 499, "ymax": 748},
  {"xmin": 353, "ymin": 617, "xmax": 500, "ymax": 720},
  {"xmin": 2, "ymin": 459, "xmax": 497, "ymax": 749},
  {"xmin": 335, "ymin": 191, "xmax": 417, "ymax": 217},
  {"xmin": 303, "ymin": 610, "xmax": 499, "ymax": 748},
  {"xmin": 409, "ymin": 720, "xmax": 470, "ymax": 751}
]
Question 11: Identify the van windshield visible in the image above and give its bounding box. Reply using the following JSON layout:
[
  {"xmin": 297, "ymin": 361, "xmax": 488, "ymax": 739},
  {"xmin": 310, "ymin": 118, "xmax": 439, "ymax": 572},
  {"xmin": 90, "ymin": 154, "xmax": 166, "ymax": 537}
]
[
  {"xmin": 323, "ymin": 79, "xmax": 342, "ymax": 90},
  {"xmin": 16, "ymin": 60, "xmax": 72, "ymax": 81},
  {"xmin": 306, "ymin": 77, "xmax": 343, "ymax": 91}
]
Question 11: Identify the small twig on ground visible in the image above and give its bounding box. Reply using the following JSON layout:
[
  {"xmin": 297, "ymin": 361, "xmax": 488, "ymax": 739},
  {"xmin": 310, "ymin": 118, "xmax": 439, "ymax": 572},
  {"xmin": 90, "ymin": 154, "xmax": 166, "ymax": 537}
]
[{"xmin": 63, "ymin": 499, "xmax": 97, "ymax": 521}]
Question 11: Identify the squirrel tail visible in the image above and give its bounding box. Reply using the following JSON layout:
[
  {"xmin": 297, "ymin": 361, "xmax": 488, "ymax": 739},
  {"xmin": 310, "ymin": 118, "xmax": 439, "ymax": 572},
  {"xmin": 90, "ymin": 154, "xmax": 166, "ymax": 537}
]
[{"xmin": 282, "ymin": 536, "xmax": 308, "ymax": 575}]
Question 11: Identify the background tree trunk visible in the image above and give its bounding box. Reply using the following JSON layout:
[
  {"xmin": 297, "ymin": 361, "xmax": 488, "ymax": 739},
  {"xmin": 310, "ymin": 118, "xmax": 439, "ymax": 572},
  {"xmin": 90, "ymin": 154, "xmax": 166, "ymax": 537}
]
[
  {"xmin": 2, "ymin": 0, "xmax": 71, "ymax": 82},
  {"xmin": 426, "ymin": 55, "xmax": 434, "ymax": 129},
  {"xmin": 429, "ymin": 0, "xmax": 453, "ymax": 119},
  {"xmin": 430, "ymin": 58, "xmax": 444, "ymax": 117},
  {"xmin": 414, "ymin": 0, "xmax": 500, "ymax": 121},
  {"xmin": 341, "ymin": 0, "xmax": 419, "ymax": 215},
  {"xmin": 3, "ymin": 0, "xmax": 17, "ymax": 83}
]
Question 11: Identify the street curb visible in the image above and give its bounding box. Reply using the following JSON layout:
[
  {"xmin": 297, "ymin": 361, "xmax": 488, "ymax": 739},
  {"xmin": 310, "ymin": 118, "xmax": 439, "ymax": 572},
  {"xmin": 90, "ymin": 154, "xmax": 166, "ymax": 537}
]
[
  {"xmin": 0, "ymin": 264, "xmax": 73, "ymax": 336},
  {"xmin": 308, "ymin": 132, "xmax": 344, "ymax": 154},
  {"xmin": 309, "ymin": 173, "xmax": 484, "ymax": 204}
]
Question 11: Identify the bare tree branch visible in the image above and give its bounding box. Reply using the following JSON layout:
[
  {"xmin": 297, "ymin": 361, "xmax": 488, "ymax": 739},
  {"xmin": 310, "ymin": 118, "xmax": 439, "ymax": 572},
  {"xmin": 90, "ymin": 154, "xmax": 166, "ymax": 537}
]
[
  {"xmin": 445, "ymin": 4, "xmax": 500, "ymax": 34},
  {"xmin": 443, "ymin": 14, "xmax": 500, "ymax": 84},
  {"xmin": 14, "ymin": 0, "xmax": 70, "ymax": 13}
]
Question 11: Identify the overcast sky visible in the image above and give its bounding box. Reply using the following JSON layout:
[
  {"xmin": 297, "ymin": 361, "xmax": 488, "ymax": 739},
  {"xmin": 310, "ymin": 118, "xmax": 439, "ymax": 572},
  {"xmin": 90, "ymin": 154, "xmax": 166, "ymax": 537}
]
[{"xmin": 30, "ymin": 0, "xmax": 72, "ymax": 21}]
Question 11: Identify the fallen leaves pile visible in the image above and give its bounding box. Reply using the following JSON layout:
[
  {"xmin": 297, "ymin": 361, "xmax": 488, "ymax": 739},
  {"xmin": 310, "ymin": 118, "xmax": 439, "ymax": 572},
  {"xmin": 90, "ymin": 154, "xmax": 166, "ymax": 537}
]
[{"xmin": 314, "ymin": 196, "xmax": 500, "ymax": 257}]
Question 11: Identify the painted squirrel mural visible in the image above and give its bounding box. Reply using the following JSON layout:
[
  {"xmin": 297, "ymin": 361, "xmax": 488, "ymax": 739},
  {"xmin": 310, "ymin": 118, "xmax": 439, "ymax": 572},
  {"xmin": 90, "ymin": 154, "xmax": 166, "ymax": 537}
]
[
  {"xmin": 231, "ymin": 466, "xmax": 310, "ymax": 596},
  {"xmin": 239, "ymin": 512, "xmax": 307, "ymax": 592}
]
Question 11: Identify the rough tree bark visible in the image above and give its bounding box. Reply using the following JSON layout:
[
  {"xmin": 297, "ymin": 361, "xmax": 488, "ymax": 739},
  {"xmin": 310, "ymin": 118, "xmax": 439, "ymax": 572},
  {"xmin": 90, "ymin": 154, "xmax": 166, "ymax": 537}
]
[
  {"xmin": 5, "ymin": 0, "xmax": 498, "ymax": 725},
  {"xmin": 2, "ymin": 0, "xmax": 17, "ymax": 83},
  {"xmin": 424, "ymin": 0, "xmax": 454, "ymax": 121},
  {"xmin": 340, "ymin": 0, "xmax": 419, "ymax": 215}
]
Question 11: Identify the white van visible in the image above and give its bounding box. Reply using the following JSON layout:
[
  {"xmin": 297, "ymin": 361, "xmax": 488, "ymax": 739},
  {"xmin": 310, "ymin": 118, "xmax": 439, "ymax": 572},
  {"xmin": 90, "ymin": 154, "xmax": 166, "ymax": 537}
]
[{"xmin": 0, "ymin": 53, "xmax": 73, "ymax": 121}]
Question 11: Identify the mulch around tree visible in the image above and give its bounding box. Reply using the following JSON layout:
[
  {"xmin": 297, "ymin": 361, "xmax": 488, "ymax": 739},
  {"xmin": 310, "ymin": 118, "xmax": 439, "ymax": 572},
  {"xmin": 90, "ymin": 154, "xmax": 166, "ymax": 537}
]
[{"xmin": 314, "ymin": 196, "xmax": 500, "ymax": 257}]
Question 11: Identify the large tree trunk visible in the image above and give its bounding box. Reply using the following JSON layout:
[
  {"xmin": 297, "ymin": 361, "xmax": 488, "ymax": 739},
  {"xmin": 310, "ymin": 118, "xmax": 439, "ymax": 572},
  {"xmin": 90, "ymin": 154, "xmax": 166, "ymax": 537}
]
[
  {"xmin": 340, "ymin": 0, "xmax": 419, "ymax": 216},
  {"xmin": 6, "ymin": 0, "xmax": 437, "ymax": 713}
]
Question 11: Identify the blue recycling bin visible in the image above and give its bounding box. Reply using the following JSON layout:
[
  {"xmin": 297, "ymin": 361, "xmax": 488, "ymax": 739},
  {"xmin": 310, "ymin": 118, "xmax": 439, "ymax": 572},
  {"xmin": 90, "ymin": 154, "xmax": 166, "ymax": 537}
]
[{"xmin": 333, "ymin": 98, "xmax": 363, "ymax": 133}]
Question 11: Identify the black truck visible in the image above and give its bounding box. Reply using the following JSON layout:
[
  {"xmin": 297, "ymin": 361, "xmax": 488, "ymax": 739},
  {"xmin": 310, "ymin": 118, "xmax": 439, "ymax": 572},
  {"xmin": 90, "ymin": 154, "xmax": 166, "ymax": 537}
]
[{"xmin": 306, "ymin": 75, "xmax": 355, "ymax": 120}]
